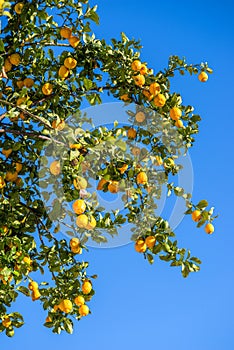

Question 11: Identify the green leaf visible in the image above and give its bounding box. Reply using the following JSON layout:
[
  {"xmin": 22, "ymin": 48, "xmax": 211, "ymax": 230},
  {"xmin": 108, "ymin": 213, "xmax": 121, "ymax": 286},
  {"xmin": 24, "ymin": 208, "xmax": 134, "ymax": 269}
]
[
  {"xmin": 197, "ymin": 200, "xmax": 208, "ymax": 209},
  {"xmin": 146, "ymin": 253, "xmax": 154, "ymax": 265}
]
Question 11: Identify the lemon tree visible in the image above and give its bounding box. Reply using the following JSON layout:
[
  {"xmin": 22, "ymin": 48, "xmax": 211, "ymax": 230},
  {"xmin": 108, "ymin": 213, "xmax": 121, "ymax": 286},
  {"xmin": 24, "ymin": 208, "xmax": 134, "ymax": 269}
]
[{"xmin": 0, "ymin": 0, "xmax": 217, "ymax": 337}]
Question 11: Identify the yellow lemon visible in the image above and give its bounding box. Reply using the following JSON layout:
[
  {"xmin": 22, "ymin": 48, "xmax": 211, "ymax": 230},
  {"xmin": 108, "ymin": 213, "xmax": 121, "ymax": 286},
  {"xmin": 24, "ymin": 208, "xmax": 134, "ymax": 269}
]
[
  {"xmin": 74, "ymin": 295, "xmax": 85, "ymax": 307},
  {"xmin": 60, "ymin": 27, "xmax": 72, "ymax": 39},
  {"xmin": 198, "ymin": 72, "xmax": 208, "ymax": 82},
  {"xmin": 145, "ymin": 236, "xmax": 156, "ymax": 248},
  {"xmin": 69, "ymin": 36, "xmax": 80, "ymax": 48},
  {"xmin": 131, "ymin": 60, "xmax": 142, "ymax": 71},
  {"xmin": 82, "ymin": 280, "xmax": 92, "ymax": 294},
  {"xmin": 169, "ymin": 107, "xmax": 182, "ymax": 121},
  {"xmin": 49, "ymin": 160, "xmax": 61, "ymax": 176},
  {"xmin": 42, "ymin": 83, "xmax": 53, "ymax": 95},
  {"xmin": 154, "ymin": 93, "xmax": 166, "ymax": 107},
  {"xmin": 191, "ymin": 210, "xmax": 201, "ymax": 222},
  {"xmin": 64, "ymin": 57, "xmax": 77, "ymax": 69},
  {"xmin": 9, "ymin": 53, "xmax": 21, "ymax": 66},
  {"xmin": 76, "ymin": 214, "xmax": 88, "ymax": 228},
  {"xmin": 79, "ymin": 304, "xmax": 89, "ymax": 317},
  {"xmin": 72, "ymin": 199, "xmax": 86, "ymax": 215},
  {"xmin": 24, "ymin": 78, "xmax": 34, "ymax": 88},
  {"xmin": 58, "ymin": 65, "xmax": 70, "ymax": 79},
  {"xmin": 205, "ymin": 223, "xmax": 214, "ymax": 234},
  {"xmin": 14, "ymin": 2, "xmax": 24, "ymax": 14},
  {"xmin": 136, "ymin": 171, "xmax": 148, "ymax": 185},
  {"xmin": 149, "ymin": 82, "xmax": 161, "ymax": 96}
]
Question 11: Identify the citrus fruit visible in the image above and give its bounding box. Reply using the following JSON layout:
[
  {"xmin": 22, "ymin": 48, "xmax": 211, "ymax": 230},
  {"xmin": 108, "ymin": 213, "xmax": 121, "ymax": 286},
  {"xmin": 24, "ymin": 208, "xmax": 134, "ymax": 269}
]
[
  {"xmin": 191, "ymin": 210, "xmax": 201, "ymax": 222},
  {"xmin": 82, "ymin": 280, "xmax": 92, "ymax": 294},
  {"xmin": 205, "ymin": 223, "xmax": 214, "ymax": 234},
  {"xmin": 72, "ymin": 199, "xmax": 86, "ymax": 214},
  {"xmin": 198, "ymin": 72, "xmax": 208, "ymax": 82},
  {"xmin": 76, "ymin": 214, "xmax": 88, "ymax": 228}
]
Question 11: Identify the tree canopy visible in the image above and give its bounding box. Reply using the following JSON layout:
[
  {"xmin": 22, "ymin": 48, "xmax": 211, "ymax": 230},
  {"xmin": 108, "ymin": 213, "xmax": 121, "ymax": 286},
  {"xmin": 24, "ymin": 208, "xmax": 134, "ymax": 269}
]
[{"xmin": 0, "ymin": 0, "xmax": 216, "ymax": 337}]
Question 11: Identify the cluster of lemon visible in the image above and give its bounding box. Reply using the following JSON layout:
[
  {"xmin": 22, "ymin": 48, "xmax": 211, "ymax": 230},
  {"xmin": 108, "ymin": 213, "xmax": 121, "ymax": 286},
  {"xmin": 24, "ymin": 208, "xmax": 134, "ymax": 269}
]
[
  {"xmin": 0, "ymin": 153, "xmax": 23, "ymax": 185},
  {"xmin": 60, "ymin": 27, "xmax": 80, "ymax": 48},
  {"xmin": 4, "ymin": 53, "xmax": 21, "ymax": 73},
  {"xmin": 72, "ymin": 199, "xmax": 96, "ymax": 231},
  {"xmin": 28, "ymin": 280, "xmax": 41, "ymax": 301},
  {"xmin": 191, "ymin": 210, "xmax": 215, "ymax": 234},
  {"xmin": 135, "ymin": 235, "xmax": 156, "ymax": 253},
  {"xmin": 58, "ymin": 57, "xmax": 77, "ymax": 80},
  {"xmin": 45, "ymin": 279, "xmax": 92, "ymax": 321}
]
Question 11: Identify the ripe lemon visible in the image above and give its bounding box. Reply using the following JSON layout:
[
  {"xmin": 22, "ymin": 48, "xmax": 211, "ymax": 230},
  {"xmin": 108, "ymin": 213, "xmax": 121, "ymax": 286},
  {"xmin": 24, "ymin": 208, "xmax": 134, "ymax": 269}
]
[
  {"xmin": 191, "ymin": 210, "xmax": 201, "ymax": 222},
  {"xmin": 135, "ymin": 238, "xmax": 147, "ymax": 253},
  {"xmin": 205, "ymin": 223, "xmax": 214, "ymax": 234},
  {"xmin": 9, "ymin": 53, "xmax": 20, "ymax": 66},
  {"xmin": 154, "ymin": 93, "xmax": 166, "ymax": 107},
  {"xmin": 74, "ymin": 295, "xmax": 85, "ymax": 307},
  {"xmin": 140, "ymin": 64, "xmax": 148, "ymax": 75},
  {"xmin": 169, "ymin": 107, "xmax": 182, "ymax": 121},
  {"xmin": 198, "ymin": 72, "xmax": 208, "ymax": 82},
  {"xmin": 71, "ymin": 246, "xmax": 82, "ymax": 254},
  {"xmin": 4, "ymin": 58, "xmax": 12, "ymax": 72},
  {"xmin": 73, "ymin": 176, "xmax": 87, "ymax": 190},
  {"xmin": 79, "ymin": 304, "xmax": 89, "ymax": 317},
  {"xmin": 82, "ymin": 280, "xmax": 92, "ymax": 294},
  {"xmin": 49, "ymin": 160, "xmax": 61, "ymax": 176},
  {"xmin": 73, "ymin": 199, "xmax": 86, "ymax": 214},
  {"xmin": 60, "ymin": 27, "xmax": 72, "ymax": 39},
  {"xmin": 31, "ymin": 290, "xmax": 41, "ymax": 301},
  {"xmin": 142, "ymin": 89, "xmax": 154, "ymax": 101},
  {"xmin": 136, "ymin": 171, "xmax": 148, "ymax": 185},
  {"xmin": 131, "ymin": 60, "xmax": 142, "ymax": 71},
  {"xmin": 5, "ymin": 171, "xmax": 18, "ymax": 182},
  {"xmin": 97, "ymin": 178, "xmax": 108, "ymax": 190},
  {"xmin": 14, "ymin": 2, "xmax": 24, "ymax": 14},
  {"xmin": 145, "ymin": 236, "xmax": 156, "ymax": 248},
  {"xmin": 86, "ymin": 215, "xmax": 97, "ymax": 230},
  {"xmin": 134, "ymin": 74, "xmax": 145, "ymax": 86},
  {"xmin": 58, "ymin": 65, "xmax": 70, "ymax": 79},
  {"xmin": 70, "ymin": 237, "xmax": 80, "ymax": 249},
  {"xmin": 64, "ymin": 57, "xmax": 77, "ymax": 69},
  {"xmin": 69, "ymin": 36, "xmax": 80, "ymax": 48},
  {"xmin": 42, "ymin": 83, "xmax": 53, "ymax": 95},
  {"xmin": 2, "ymin": 317, "xmax": 11, "ymax": 328},
  {"xmin": 135, "ymin": 111, "xmax": 146, "ymax": 123},
  {"xmin": 127, "ymin": 127, "xmax": 137, "ymax": 139},
  {"xmin": 24, "ymin": 78, "xmax": 34, "ymax": 88},
  {"xmin": 108, "ymin": 181, "xmax": 119, "ymax": 193},
  {"xmin": 76, "ymin": 214, "xmax": 88, "ymax": 228},
  {"xmin": 149, "ymin": 82, "xmax": 161, "ymax": 96},
  {"xmin": 28, "ymin": 281, "xmax": 39, "ymax": 291},
  {"xmin": 175, "ymin": 119, "xmax": 184, "ymax": 128},
  {"xmin": 59, "ymin": 299, "xmax": 73, "ymax": 313}
]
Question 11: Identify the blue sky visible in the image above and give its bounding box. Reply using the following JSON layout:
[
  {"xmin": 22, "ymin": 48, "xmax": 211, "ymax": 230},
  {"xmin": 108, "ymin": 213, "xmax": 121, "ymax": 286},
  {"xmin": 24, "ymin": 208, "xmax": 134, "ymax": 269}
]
[{"xmin": 1, "ymin": 0, "xmax": 234, "ymax": 349}]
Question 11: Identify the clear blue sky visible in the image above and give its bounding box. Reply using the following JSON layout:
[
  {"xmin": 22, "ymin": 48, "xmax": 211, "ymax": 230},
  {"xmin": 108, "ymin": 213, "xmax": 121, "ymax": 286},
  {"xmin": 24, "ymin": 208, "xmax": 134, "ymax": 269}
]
[{"xmin": 2, "ymin": 0, "xmax": 234, "ymax": 349}]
